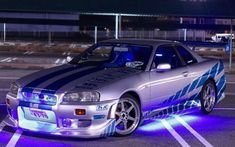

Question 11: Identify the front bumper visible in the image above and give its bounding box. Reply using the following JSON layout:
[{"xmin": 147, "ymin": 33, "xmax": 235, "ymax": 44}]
[{"xmin": 5, "ymin": 93, "xmax": 118, "ymax": 138}]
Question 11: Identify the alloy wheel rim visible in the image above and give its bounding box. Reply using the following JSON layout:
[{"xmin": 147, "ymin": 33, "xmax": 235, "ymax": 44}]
[
  {"xmin": 115, "ymin": 99, "xmax": 140, "ymax": 135},
  {"xmin": 203, "ymin": 83, "xmax": 216, "ymax": 112}
]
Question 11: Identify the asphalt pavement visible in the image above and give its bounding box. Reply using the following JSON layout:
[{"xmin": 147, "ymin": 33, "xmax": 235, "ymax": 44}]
[{"xmin": 0, "ymin": 68, "xmax": 234, "ymax": 147}]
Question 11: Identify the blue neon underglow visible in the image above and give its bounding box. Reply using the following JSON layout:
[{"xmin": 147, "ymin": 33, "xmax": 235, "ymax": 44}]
[{"xmin": 139, "ymin": 115, "xmax": 199, "ymax": 132}]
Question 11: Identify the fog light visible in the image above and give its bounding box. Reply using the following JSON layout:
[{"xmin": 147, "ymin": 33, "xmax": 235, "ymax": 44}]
[
  {"xmin": 62, "ymin": 118, "xmax": 72, "ymax": 128},
  {"xmin": 75, "ymin": 109, "xmax": 86, "ymax": 115}
]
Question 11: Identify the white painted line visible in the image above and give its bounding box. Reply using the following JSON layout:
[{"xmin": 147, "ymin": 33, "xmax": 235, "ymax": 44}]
[
  {"xmin": 28, "ymin": 51, "xmax": 34, "ymax": 55},
  {"xmin": 0, "ymin": 57, "xmax": 11, "ymax": 62},
  {"xmin": 12, "ymin": 57, "xmax": 17, "ymax": 61},
  {"xmin": 214, "ymin": 108, "xmax": 235, "ymax": 111},
  {"xmin": 227, "ymin": 82, "xmax": 235, "ymax": 84},
  {"xmin": 0, "ymin": 77, "xmax": 19, "ymax": 80},
  {"xmin": 174, "ymin": 115, "xmax": 213, "ymax": 147},
  {"xmin": 161, "ymin": 119, "xmax": 190, "ymax": 147},
  {"xmin": 23, "ymin": 51, "xmax": 29, "ymax": 55},
  {"xmin": 225, "ymin": 92, "xmax": 235, "ymax": 96},
  {"xmin": 23, "ymin": 51, "xmax": 34, "ymax": 55},
  {"xmin": 0, "ymin": 117, "xmax": 6, "ymax": 132},
  {"xmin": 0, "ymin": 88, "xmax": 9, "ymax": 91},
  {"xmin": 62, "ymin": 59, "xmax": 66, "ymax": 64},
  {"xmin": 6, "ymin": 129, "xmax": 22, "ymax": 147},
  {"xmin": 55, "ymin": 59, "xmax": 60, "ymax": 64},
  {"xmin": 0, "ymin": 104, "xmax": 7, "ymax": 106},
  {"xmin": 6, "ymin": 57, "xmax": 12, "ymax": 63}
]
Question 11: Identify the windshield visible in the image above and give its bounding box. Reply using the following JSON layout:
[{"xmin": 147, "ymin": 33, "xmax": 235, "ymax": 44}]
[{"xmin": 70, "ymin": 43, "xmax": 153, "ymax": 70}]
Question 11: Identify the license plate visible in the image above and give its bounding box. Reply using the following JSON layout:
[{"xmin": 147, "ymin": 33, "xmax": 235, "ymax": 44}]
[
  {"xmin": 22, "ymin": 107, "xmax": 56, "ymax": 123},
  {"xmin": 29, "ymin": 109, "xmax": 48, "ymax": 119}
]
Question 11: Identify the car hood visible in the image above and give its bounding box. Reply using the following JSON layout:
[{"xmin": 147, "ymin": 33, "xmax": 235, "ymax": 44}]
[{"xmin": 16, "ymin": 64, "xmax": 141, "ymax": 94}]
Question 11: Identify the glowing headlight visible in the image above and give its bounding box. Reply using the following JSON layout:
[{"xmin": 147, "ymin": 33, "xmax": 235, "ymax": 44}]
[
  {"xmin": 9, "ymin": 83, "xmax": 19, "ymax": 96},
  {"xmin": 63, "ymin": 91, "xmax": 100, "ymax": 102}
]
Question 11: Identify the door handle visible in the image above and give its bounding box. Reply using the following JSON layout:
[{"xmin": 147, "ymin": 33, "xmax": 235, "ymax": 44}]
[{"xmin": 182, "ymin": 71, "xmax": 189, "ymax": 77}]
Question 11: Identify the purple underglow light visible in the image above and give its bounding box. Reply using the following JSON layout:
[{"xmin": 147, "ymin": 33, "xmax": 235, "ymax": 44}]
[{"xmin": 138, "ymin": 114, "xmax": 200, "ymax": 132}]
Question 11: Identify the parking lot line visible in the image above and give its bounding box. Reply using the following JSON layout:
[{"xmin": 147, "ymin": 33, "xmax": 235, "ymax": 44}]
[
  {"xmin": 0, "ymin": 57, "xmax": 11, "ymax": 62},
  {"xmin": 0, "ymin": 88, "xmax": 9, "ymax": 91},
  {"xmin": 62, "ymin": 59, "xmax": 66, "ymax": 64},
  {"xmin": 161, "ymin": 119, "xmax": 190, "ymax": 147},
  {"xmin": 24, "ymin": 51, "xmax": 34, "ymax": 55},
  {"xmin": 174, "ymin": 115, "xmax": 213, "ymax": 147},
  {"xmin": 23, "ymin": 51, "xmax": 29, "ymax": 55},
  {"xmin": 227, "ymin": 82, "xmax": 235, "ymax": 84},
  {"xmin": 55, "ymin": 59, "xmax": 60, "ymax": 64},
  {"xmin": 225, "ymin": 92, "xmax": 235, "ymax": 96},
  {"xmin": 214, "ymin": 108, "xmax": 235, "ymax": 111},
  {"xmin": 6, "ymin": 129, "xmax": 22, "ymax": 147}
]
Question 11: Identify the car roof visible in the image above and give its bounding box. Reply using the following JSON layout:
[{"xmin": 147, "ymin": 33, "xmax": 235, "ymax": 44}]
[{"xmin": 100, "ymin": 39, "xmax": 175, "ymax": 47}]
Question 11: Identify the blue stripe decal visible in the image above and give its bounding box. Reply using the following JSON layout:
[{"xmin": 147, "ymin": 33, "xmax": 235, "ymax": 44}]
[
  {"xmin": 217, "ymin": 61, "xmax": 224, "ymax": 75},
  {"xmin": 209, "ymin": 63, "xmax": 219, "ymax": 79},
  {"xmin": 167, "ymin": 96, "xmax": 174, "ymax": 103},
  {"xmin": 196, "ymin": 75, "xmax": 208, "ymax": 88},
  {"xmin": 22, "ymin": 66, "xmax": 82, "ymax": 92},
  {"xmin": 111, "ymin": 121, "xmax": 115, "ymax": 135},
  {"xmin": 108, "ymin": 123, "xmax": 111, "ymax": 136},
  {"xmin": 148, "ymin": 61, "xmax": 225, "ymax": 119},
  {"xmin": 41, "ymin": 66, "xmax": 104, "ymax": 94},
  {"xmin": 217, "ymin": 85, "xmax": 226, "ymax": 100},
  {"xmin": 188, "ymin": 79, "xmax": 199, "ymax": 93},
  {"xmin": 173, "ymin": 91, "xmax": 181, "ymax": 101},
  {"xmin": 217, "ymin": 66, "xmax": 224, "ymax": 75},
  {"xmin": 180, "ymin": 84, "xmax": 190, "ymax": 97},
  {"xmin": 152, "ymin": 94, "xmax": 200, "ymax": 119},
  {"xmin": 217, "ymin": 75, "xmax": 226, "ymax": 93}
]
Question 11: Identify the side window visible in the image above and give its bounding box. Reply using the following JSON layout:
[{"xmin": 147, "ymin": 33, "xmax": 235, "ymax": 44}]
[
  {"xmin": 153, "ymin": 46, "xmax": 182, "ymax": 69},
  {"xmin": 176, "ymin": 45, "xmax": 197, "ymax": 65}
]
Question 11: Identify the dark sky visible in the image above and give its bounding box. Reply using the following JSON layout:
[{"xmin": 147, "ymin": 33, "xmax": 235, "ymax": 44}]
[{"xmin": 0, "ymin": 0, "xmax": 234, "ymax": 18}]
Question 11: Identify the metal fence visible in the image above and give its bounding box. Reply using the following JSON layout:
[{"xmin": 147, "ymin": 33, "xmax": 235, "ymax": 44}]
[{"xmin": 0, "ymin": 23, "xmax": 229, "ymax": 43}]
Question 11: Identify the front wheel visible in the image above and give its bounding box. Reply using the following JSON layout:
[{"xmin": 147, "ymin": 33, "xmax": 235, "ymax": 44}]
[
  {"xmin": 200, "ymin": 80, "xmax": 217, "ymax": 114},
  {"xmin": 115, "ymin": 94, "xmax": 141, "ymax": 136}
]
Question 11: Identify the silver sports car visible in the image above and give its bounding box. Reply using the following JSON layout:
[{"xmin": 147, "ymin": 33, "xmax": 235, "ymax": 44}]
[{"xmin": 5, "ymin": 39, "xmax": 226, "ymax": 138}]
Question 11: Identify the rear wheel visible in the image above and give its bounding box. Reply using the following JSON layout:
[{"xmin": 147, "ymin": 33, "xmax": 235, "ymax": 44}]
[
  {"xmin": 115, "ymin": 94, "xmax": 141, "ymax": 136},
  {"xmin": 200, "ymin": 80, "xmax": 217, "ymax": 114}
]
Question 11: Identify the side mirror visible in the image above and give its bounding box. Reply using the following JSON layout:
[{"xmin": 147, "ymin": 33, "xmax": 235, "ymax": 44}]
[
  {"xmin": 66, "ymin": 56, "xmax": 73, "ymax": 63},
  {"xmin": 156, "ymin": 63, "xmax": 171, "ymax": 72}
]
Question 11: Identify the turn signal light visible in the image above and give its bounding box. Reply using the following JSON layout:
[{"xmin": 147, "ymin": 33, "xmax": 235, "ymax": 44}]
[{"xmin": 75, "ymin": 109, "xmax": 86, "ymax": 115}]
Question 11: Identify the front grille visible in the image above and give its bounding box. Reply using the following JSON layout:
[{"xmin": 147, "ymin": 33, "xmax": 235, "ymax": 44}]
[{"xmin": 20, "ymin": 91, "xmax": 57, "ymax": 106}]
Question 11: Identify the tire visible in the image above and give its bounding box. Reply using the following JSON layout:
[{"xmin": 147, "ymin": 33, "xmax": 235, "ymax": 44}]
[
  {"xmin": 115, "ymin": 94, "xmax": 141, "ymax": 136},
  {"xmin": 200, "ymin": 80, "xmax": 217, "ymax": 114}
]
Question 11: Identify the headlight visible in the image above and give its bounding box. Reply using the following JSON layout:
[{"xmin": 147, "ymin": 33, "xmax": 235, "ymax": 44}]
[
  {"xmin": 63, "ymin": 91, "xmax": 100, "ymax": 102},
  {"xmin": 9, "ymin": 83, "xmax": 19, "ymax": 96}
]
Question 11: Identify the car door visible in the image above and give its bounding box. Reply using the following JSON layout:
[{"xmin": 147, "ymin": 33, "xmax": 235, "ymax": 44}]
[
  {"xmin": 175, "ymin": 45, "xmax": 200, "ymax": 101},
  {"xmin": 149, "ymin": 45, "xmax": 191, "ymax": 109}
]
